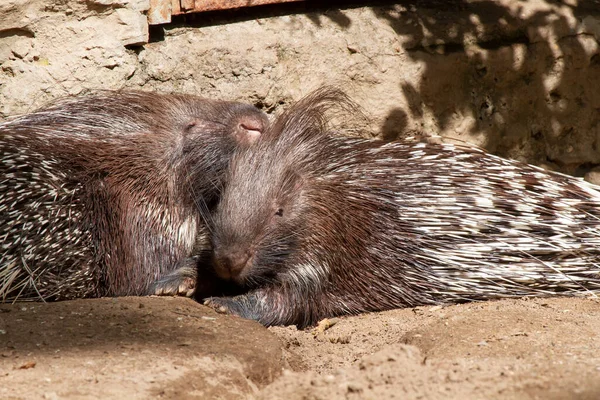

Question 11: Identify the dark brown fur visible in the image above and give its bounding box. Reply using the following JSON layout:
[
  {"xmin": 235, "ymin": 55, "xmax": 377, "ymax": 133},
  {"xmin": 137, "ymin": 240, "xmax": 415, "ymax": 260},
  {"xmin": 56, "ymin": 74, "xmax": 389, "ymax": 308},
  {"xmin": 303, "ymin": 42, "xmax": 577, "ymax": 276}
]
[
  {"xmin": 206, "ymin": 88, "xmax": 600, "ymax": 328},
  {"xmin": 1, "ymin": 90, "xmax": 267, "ymax": 301}
]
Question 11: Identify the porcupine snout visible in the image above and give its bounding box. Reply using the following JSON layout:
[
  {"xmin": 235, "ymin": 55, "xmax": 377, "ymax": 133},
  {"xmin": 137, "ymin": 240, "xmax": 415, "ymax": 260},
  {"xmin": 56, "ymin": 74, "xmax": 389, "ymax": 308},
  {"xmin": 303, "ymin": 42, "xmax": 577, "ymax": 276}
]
[{"xmin": 213, "ymin": 248, "xmax": 253, "ymax": 281}]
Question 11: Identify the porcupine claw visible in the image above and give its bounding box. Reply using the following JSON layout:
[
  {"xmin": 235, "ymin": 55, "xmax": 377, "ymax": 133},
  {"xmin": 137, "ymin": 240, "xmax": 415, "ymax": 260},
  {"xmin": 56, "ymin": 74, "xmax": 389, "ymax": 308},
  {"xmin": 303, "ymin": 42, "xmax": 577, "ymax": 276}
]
[
  {"xmin": 203, "ymin": 294, "xmax": 268, "ymax": 321},
  {"xmin": 150, "ymin": 263, "xmax": 197, "ymax": 297},
  {"xmin": 203, "ymin": 291, "xmax": 293, "ymax": 327},
  {"xmin": 203, "ymin": 297, "xmax": 239, "ymax": 315}
]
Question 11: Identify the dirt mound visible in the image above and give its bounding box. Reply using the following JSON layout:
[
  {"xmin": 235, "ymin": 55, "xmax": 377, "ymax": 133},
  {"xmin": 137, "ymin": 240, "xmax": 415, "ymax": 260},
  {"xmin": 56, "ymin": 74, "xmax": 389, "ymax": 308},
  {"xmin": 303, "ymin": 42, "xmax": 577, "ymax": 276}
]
[
  {"xmin": 2, "ymin": 295, "xmax": 600, "ymax": 398},
  {"xmin": 0, "ymin": 297, "xmax": 284, "ymax": 399}
]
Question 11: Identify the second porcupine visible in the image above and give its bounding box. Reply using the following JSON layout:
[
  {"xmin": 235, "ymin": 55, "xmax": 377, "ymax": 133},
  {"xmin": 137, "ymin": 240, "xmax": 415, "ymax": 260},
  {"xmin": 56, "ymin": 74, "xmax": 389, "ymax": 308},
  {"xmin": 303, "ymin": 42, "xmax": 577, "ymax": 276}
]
[
  {"xmin": 1, "ymin": 90, "xmax": 268, "ymax": 302},
  {"xmin": 206, "ymin": 88, "xmax": 600, "ymax": 328}
]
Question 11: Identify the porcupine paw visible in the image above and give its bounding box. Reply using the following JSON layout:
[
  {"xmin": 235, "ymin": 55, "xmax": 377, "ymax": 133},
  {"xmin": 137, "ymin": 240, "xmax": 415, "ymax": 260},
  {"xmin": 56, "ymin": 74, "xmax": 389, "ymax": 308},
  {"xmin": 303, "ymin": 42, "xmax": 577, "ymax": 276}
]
[
  {"xmin": 203, "ymin": 297, "xmax": 245, "ymax": 316},
  {"xmin": 152, "ymin": 277, "xmax": 196, "ymax": 297},
  {"xmin": 203, "ymin": 294, "xmax": 269, "ymax": 324},
  {"xmin": 150, "ymin": 265, "xmax": 197, "ymax": 297}
]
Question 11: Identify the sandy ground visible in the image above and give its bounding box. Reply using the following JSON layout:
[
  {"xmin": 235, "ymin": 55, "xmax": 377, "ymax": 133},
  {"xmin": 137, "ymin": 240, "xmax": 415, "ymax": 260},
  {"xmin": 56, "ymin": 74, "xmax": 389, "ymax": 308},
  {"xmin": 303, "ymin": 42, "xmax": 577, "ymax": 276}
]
[
  {"xmin": 264, "ymin": 297, "xmax": 600, "ymax": 400},
  {"xmin": 0, "ymin": 297, "xmax": 283, "ymax": 400},
  {"xmin": 2, "ymin": 296, "xmax": 600, "ymax": 399}
]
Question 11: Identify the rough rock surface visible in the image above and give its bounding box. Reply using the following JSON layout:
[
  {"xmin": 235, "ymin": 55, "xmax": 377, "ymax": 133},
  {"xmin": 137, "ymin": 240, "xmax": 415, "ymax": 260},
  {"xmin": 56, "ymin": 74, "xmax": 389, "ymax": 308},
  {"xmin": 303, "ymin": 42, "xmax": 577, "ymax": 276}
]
[{"xmin": 1, "ymin": 1, "xmax": 600, "ymax": 174}]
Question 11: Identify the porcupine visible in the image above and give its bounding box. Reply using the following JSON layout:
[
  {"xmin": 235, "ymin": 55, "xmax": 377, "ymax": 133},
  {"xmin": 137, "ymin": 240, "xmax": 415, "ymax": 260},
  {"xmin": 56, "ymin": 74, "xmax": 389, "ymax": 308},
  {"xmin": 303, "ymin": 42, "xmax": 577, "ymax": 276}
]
[
  {"xmin": 204, "ymin": 87, "xmax": 600, "ymax": 328},
  {"xmin": 0, "ymin": 90, "xmax": 268, "ymax": 302}
]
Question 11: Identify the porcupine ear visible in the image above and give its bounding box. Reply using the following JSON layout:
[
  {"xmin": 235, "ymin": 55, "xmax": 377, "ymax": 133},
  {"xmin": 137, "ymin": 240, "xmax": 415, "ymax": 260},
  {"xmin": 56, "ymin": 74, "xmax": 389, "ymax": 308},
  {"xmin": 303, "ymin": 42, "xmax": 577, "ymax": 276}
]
[{"xmin": 264, "ymin": 86, "xmax": 364, "ymax": 144}]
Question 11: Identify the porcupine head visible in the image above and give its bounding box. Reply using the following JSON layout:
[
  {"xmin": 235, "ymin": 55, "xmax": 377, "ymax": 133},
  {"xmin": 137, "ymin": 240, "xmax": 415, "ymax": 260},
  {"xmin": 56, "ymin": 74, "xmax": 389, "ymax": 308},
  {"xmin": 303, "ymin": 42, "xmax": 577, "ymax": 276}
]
[
  {"xmin": 0, "ymin": 91, "xmax": 268, "ymax": 301},
  {"xmin": 207, "ymin": 87, "xmax": 367, "ymax": 328},
  {"xmin": 124, "ymin": 92, "xmax": 270, "ymax": 298}
]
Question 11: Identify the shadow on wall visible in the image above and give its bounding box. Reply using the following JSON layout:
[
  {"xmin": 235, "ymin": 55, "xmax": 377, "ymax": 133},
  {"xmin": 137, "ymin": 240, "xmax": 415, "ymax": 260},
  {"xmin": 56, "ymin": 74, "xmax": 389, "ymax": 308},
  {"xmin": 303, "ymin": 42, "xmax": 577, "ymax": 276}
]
[
  {"xmin": 166, "ymin": 0, "xmax": 600, "ymax": 173},
  {"xmin": 370, "ymin": 0, "xmax": 600, "ymax": 175}
]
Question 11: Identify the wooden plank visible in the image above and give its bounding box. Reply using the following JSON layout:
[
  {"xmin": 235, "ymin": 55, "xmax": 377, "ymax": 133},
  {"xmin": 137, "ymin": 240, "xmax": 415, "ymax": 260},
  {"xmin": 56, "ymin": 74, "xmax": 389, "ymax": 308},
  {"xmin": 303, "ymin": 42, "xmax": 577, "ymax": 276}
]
[
  {"xmin": 148, "ymin": 0, "xmax": 172, "ymax": 24},
  {"xmin": 184, "ymin": 0, "xmax": 303, "ymax": 14},
  {"xmin": 172, "ymin": 0, "xmax": 182, "ymax": 15},
  {"xmin": 181, "ymin": 0, "xmax": 195, "ymax": 11},
  {"xmin": 149, "ymin": 0, "xmax": 304, "ymax": 24}
]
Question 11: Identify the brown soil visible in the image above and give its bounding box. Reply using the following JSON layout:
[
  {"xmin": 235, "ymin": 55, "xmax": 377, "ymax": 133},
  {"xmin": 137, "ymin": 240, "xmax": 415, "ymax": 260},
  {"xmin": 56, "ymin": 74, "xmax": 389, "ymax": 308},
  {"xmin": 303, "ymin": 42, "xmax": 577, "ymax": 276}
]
[
  {"xmin": 263, "ymin": 297, "xmax": 600, "ymax": 399},
  {"xmin": 0, "ymin": 297, "xmax": 283, "ymax": 400},
  {"xmin": 2, "ymin": 296, "xmax": 600, "ymax": 399}
]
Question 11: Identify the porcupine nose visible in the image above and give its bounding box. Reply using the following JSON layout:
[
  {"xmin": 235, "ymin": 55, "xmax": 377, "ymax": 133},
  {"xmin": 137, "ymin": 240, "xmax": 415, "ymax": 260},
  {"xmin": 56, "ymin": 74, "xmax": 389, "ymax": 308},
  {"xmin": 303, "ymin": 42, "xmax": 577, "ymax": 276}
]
[
  {"xmin": 214, "ymin": 250, "xmax": 252, "ymax": 280},
  {"xmin": 235, "ymin": 111, "xmax": 266, "ymax": 145}
]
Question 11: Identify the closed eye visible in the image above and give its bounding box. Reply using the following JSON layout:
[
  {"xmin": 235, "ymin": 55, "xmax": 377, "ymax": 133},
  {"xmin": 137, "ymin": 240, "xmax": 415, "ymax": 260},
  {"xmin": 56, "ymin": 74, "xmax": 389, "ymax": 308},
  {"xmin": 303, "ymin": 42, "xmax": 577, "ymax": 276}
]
[
  {"xmin": 275, "ymin": 208, "xmax": 284, "ymax": 217},
  {"xmin": 184, "ymin": 121, "xmax": 197, "ymax": 132}
]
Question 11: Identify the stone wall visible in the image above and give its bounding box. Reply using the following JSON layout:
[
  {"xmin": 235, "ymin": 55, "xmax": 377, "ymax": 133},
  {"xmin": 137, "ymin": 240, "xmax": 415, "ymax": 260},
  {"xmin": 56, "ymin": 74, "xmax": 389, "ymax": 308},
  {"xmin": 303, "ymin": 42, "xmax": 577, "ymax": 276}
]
[{"xmin": 1, "ymin": 0, "xmax": 600, "ymax": 176}]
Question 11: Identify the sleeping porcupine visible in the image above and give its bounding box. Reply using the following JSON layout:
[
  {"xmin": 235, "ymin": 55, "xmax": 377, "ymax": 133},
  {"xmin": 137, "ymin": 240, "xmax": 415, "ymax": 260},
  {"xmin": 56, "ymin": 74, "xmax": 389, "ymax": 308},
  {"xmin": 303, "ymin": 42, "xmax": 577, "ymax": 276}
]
[
  {"xmin": 205, "ymin": 88, "xmax": 600, "ymax": 328},
  {"xmin": 1, "ymin": 90, "xmax": 268, "ymax": 302}
]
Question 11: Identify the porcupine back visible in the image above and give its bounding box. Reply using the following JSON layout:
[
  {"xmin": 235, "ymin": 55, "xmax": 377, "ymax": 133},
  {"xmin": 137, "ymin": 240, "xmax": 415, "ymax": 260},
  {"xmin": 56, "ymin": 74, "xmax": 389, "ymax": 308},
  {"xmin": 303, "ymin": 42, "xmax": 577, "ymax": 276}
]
[
  {"xmin": 209, "ymin": 87, "xmax": 600, "ymax": 327},
  {"xmin": 1, "ymin": 90, "xmax": 267, "ymax": 301}
]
